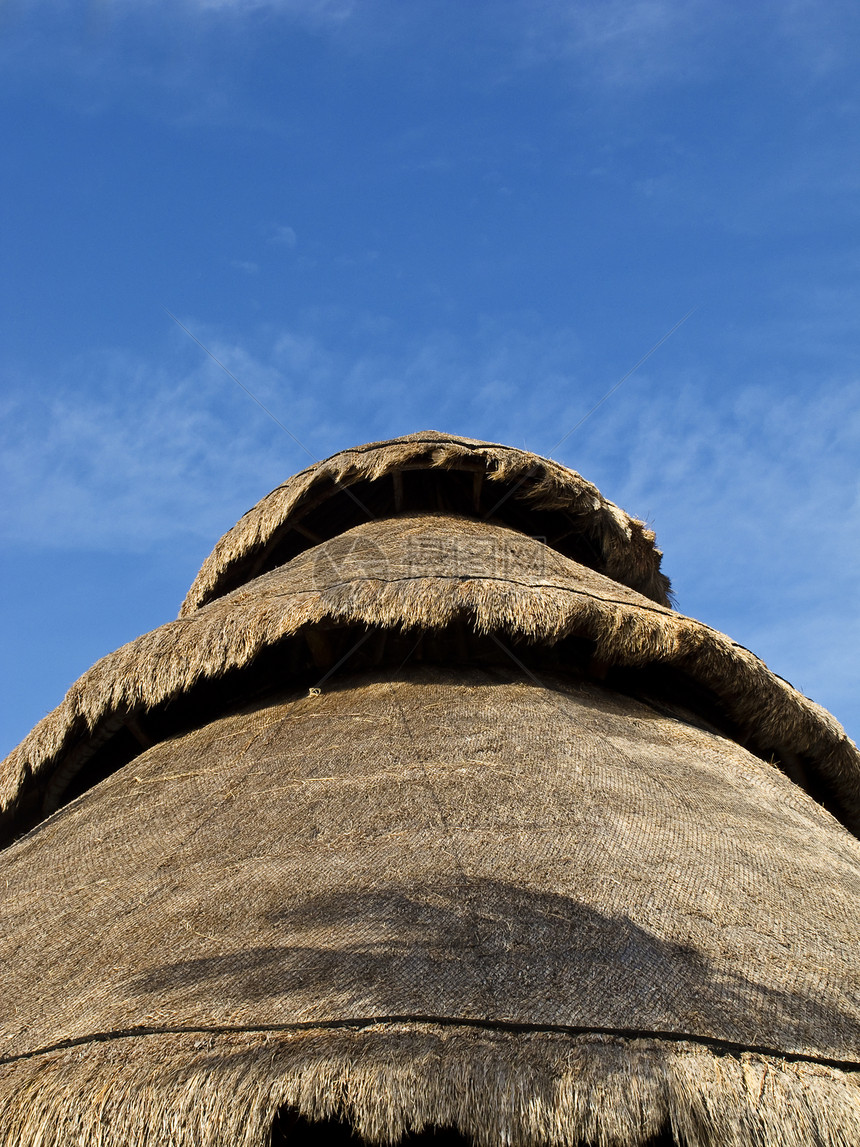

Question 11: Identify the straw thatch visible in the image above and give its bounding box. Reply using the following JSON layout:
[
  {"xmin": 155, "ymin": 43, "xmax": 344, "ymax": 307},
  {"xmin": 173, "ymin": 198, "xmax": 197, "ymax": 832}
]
[
  {"xmin": 1, "ymin": 435, "xmax": 859, "ymax": 1147},
  {"xmin": 2, "ymin": 515, "xmax": 858, "ymax": 841},
  {"xmin": 4, "ymin": 1026, "xmax": 860, "ymax": 1147},
  {"xmin": 179, "ymin": 431, "xmax": 673, "ymax": 614}
]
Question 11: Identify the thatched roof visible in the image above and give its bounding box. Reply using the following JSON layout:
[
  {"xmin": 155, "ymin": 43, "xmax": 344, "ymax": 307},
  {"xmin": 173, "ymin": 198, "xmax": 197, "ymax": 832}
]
[
  {"xmin": 179, "ymin": 430, "xmax": 673, "ymax": 614},
  {"xmin": 2, "ymin": 434, "xmax": 859, "ymax": 1147},
  {"xmin": 2, "ymin": 515, "xmax": 858, "ymax": 842}
]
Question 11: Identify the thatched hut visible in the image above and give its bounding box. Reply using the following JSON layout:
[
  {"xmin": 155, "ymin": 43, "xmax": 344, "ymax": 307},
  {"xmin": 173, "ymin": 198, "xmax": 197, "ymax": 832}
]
[{"xmin": 1, "ymin": 430, "xmax": 858, "ymax": 1147}]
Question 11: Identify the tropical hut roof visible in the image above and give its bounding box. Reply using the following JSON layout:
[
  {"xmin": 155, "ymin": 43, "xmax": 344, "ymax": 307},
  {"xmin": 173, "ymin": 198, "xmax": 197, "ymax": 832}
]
[{"xmin": 1, "ymin": 433, "xmax": 859, "ymax": 1147}]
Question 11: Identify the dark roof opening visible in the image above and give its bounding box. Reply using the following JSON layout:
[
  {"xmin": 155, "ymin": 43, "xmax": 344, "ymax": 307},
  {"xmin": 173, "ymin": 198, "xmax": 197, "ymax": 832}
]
[
  {"xmin": 271, "ymin": 1111, "xmax": 474, "ymax": 1146},
  {"xmin": 269, "ymin": 1108, "xmax": 679, "ymax": 1146}
]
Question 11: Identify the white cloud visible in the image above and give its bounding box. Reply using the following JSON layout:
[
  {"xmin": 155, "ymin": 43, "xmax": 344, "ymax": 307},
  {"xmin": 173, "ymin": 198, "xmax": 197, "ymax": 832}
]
[
  {"xmin": 0, "ymin": 347, "xmax": 315, "ymax": 553},
  {"xmin": 269, "ymin": 224, "xmax": 297, "ymax": 248}
]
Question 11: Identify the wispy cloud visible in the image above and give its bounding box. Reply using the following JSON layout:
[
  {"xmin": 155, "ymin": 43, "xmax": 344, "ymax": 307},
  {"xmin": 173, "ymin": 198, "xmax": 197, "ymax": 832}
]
[
  {"xmin": 771, "ymin": 0, "xmax": 860, "ymax": 77},
  {"xmin": 0, "ymin": 348, "xmax": 312, "ymax": 553},
  {"xmin": 8, "ymin": 0, "xmax": 856, "ymax": 145},
  {"xmin": 188, "ymin": 0, "xmax": 355, "ymax": 19},
  {"xmin": 503, "ymin": 0, "xmax": 860, "ymax": 93},
  {"xmin": 269, "ymin": 223, "xmax": 298, "ymax": 248},
  {"xmin": 514, "ymin": 0, "xmax": 714, "ymax": 86}
]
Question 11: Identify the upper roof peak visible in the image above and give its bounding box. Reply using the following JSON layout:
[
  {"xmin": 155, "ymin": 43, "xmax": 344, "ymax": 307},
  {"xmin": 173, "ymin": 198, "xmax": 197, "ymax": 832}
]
[{"xmin": 180, "ymin": 431, "xmax": 672, "ymax": 616}]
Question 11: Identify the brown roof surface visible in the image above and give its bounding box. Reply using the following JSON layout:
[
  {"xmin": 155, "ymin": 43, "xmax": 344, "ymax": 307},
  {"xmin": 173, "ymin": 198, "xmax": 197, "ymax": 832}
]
[{"xmin": 2, "ymin": 666, "xmax": 859, "ymax": 1146}]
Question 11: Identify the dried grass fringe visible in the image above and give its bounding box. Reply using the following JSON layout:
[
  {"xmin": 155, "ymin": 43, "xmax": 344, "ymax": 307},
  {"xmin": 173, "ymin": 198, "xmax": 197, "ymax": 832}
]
[
  {"xmin": 4, "ymin": 557, "xmax": 858, "ymax": 830},
  {"xmin": 1, "ymin": 1027, "xmax": 858, "ymax": 1147}
]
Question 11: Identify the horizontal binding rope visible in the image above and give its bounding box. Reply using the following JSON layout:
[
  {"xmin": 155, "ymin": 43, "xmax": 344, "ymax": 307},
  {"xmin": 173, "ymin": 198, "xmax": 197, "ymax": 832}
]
[{"xmin": 3, "ymin": 1015, "xmax": 860, "ymax": 1073}]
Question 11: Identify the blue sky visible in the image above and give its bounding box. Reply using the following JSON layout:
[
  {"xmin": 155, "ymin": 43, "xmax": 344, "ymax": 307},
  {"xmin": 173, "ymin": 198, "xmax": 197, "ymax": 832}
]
[{"xmin": 1, "ymin": 0, "xmax": 859, "ymax": 755}]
